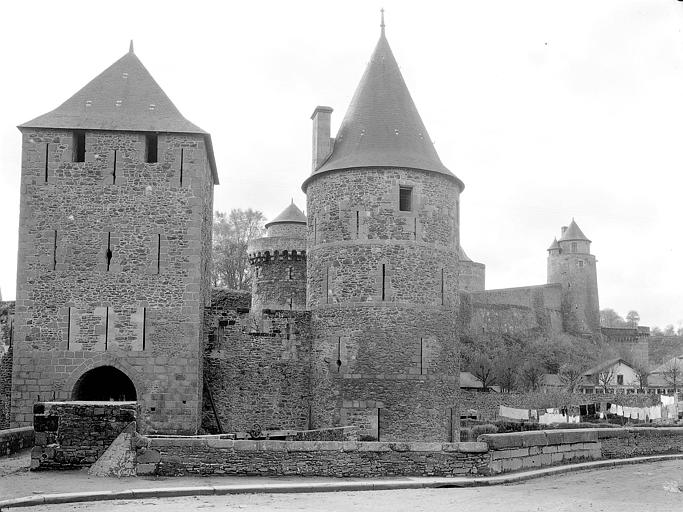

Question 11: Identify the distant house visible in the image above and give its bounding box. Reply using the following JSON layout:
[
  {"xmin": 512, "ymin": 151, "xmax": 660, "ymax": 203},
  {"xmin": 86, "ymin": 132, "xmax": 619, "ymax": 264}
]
[
  {"xmin": 459, "ymin": 372, "xmax": 500, "ymax": 392},
  {"xmin": 580, "ymin": 358, "xmax": 642, "ymax": 394},
  {"xmin": 647, "ymin": 355, "xmax": 683, "ymax": 395}
]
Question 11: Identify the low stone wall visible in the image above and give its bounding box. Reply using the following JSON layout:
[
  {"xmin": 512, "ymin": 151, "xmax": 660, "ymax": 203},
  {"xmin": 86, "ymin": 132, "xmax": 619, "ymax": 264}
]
[
  {"xmin": 135, "ymin": 439, "xmax": 491, "ymax": 477},
  {"xmin": 598, "ymin": 427, "xmax": 683, "ymax": 459},
  {"xmin": 0, "ymin": 426, "xmax": 34, "ymax": 457},
  {"xmin": 479, "ymin": 429, "xmax": 601, "ymax": 474},
  {"xmin": 31, "ymin": 401, "xmax": 138, "ymax": 470},
  {"xmin": 292, "ymin": 426, "xmax": 359, "ymax": 441}
]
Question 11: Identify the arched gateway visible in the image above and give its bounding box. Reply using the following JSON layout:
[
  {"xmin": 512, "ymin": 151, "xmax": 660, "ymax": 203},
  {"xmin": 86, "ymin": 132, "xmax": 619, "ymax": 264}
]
[{"xmin": 71, "ymin": 366, "xmax": 137, "ymax": 401}]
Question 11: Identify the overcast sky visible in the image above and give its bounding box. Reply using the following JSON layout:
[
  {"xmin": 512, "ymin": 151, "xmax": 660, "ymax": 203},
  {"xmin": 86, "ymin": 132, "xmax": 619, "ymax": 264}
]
[{"xmin": 0, "ymin": 0, "xmax": 681, "ymax": 329}]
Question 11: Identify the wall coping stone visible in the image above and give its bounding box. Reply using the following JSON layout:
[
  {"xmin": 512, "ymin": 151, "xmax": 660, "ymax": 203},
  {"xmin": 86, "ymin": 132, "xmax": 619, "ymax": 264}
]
[{"xmin": 0, "ymin": 427, "xmax": 34, "ymax": 436}]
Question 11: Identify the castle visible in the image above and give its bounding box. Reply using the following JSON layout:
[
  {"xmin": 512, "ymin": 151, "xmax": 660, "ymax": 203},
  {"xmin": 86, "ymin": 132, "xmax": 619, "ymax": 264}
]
[{"xmin": 5, "ymin": 22, "xmax": 603, "ymax": 440}]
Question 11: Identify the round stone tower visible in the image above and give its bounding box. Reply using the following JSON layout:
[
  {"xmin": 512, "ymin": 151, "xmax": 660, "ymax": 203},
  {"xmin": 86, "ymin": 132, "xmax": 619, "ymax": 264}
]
[
  {"xmin": 547, "ymin": 219, "xmax": 600, "ymax": 336},
  {"xmin": 302, "ymin": 21, "xmax": 464, "ymax": 442},
  {"xmin": 247, "ymin": 202, "xmax": 307, "ymax": 313}
]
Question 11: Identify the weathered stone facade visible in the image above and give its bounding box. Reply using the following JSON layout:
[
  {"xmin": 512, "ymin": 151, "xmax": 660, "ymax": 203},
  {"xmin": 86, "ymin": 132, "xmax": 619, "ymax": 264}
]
[{"xmin": 0, "ymin": 301, "xmax": 14, "ymax": 429}]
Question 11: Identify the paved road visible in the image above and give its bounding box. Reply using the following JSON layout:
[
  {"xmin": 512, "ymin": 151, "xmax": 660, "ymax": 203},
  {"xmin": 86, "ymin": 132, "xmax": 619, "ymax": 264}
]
[{"xmin": 26, "ymin": 460, "xmax": 683, "ymax": 512}]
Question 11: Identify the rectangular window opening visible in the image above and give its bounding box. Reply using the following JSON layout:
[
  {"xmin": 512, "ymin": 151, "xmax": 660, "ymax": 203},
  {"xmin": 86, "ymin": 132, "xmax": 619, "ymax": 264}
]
[
  {"xmin": 399, "ymin": 186, "xmax": 412, "ymax": 212},
  {"xmin": 73, "ymin": 131, "xmax": 86, "ymax": 162},
  {"xmin": 146, "ymin": 133, "xmax": 158, "ymax": 163}
]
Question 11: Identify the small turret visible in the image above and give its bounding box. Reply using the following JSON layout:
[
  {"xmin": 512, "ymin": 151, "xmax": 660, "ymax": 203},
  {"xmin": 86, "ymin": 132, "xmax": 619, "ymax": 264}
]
[
  {"xmin": 248, "ymin": 202, "xmax": 307, "ymax": 312},
  {"xmin": 547, "ymin": 219, "xmax": 600, "ymax": 336}
]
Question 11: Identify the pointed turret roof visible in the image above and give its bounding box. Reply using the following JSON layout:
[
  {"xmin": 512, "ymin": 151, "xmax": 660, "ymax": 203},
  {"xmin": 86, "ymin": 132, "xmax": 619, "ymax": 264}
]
[
  {"xmin": 19, "ymin": 45, "xmax": 218, "ymax": 182},
  {"xmin": 559, "ymin": 219, "xmax": 591, "ymax": 243},
  {"xmin": 265, "ymin": 202, "xmax": 307, "ymax": 229},
  {"xmin": 547, "ymin": 238, "xmax": 560, "ymax": 252},
  {"xmin": 309, "ymin": 22, "xmax": 463, "ymax": 190},
  {"xmin": 458, "ymin": 245, "xmax": 473, "ymax": 262}
]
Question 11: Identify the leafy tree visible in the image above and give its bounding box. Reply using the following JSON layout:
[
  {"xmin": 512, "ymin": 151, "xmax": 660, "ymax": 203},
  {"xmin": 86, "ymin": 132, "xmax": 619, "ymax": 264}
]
[
  {"xmin": 677, "ymin": 326, "xmax": 683, "ymax": 337},
  {"xmin": 211, "ymin": 209, "xmax": 266, "ymax": 290},
  {"xmin": 663, "ymin": 325, "xmax": 675, "ymax": 337},
  {"xmin": 600, "ymin": 309, "xmax": 626, "ymax": 328},
  {"xmin": 625, "ymin": 310, "xmax": 640, "ymax": 328},
  {"xmin": 651, "ymin": 326, "xmax": 663, "ymax": 336}
]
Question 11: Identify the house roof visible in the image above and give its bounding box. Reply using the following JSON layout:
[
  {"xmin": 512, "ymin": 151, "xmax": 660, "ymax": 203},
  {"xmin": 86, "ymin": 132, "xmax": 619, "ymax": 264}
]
[
  {"xmin": 19, "ymin": 44, "xmax": 218, "ymax": 183},
  {"xmin": 542, "ymin": 373, "xmax": 563, "ymax": 386},
  {"xmin": 459, "ymin": 372, "xmax": 484, "ymax": 388},
  {"xmin": 306, "ymin": 25, "xmax": 463, "ymax": 190},
  {"xmin": 582, "ymin": 358, "xmax": 631, "ymax": 377},
  {"xmin": 265, "ymin": 202, "xmax": 307, "ymax": 229},
  {"xmin": 559, "ymin": 219, "xmax": 591, "ymax": 243},
  {"xmin": 547, "ymin": 238, "xmax": 560, "ymax": 252},
  {"xmin": 650, "ymin": 355, "xmax": 683, "ymax": 374}
]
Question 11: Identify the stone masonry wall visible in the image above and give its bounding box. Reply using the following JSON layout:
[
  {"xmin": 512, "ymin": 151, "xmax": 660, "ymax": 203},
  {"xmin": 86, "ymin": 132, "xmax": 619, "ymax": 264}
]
[
  {"xmin": 136, "ymin": 438, "xmax": 490, "ymax": 477},
  {"xmin": 305, "ymin": 168, "xmax": 461, "ymax": 443},
  {"xmin": 1, "ymin": 301, "xmax": 13, "ymax": 429},
  {"xmin": 12, "ymin": 129, "xmax": 214, "ymax": 434},
  {"xmin": 598, "ymin": 427, "xmax": 683, "ymax": 458},
  {"xmin": 0, "ymin": 426, "xmax": 34, "ymax": 457},
  {"xmin": 203, "ymin": 290, "xmax": 311, "ymax": 434},
  {"xmin": 463, "ymin": 284, "xmax": 563, "ymax": 337},
  {"xmin": 31, "ymin": 401, "xmax": 137, "ymax": 470}
]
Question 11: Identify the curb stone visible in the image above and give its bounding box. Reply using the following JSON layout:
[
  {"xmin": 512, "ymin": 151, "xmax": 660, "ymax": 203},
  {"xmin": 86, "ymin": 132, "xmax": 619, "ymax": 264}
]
[{"xmin": 1, "ymin": 453, "xmax": 682, "ymax": 509}]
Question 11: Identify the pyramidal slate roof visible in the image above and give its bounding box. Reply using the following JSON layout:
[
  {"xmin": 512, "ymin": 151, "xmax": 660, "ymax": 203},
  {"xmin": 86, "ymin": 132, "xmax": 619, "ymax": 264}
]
[
  {"xmin": 265, "ymin": 202, "xmax": 307, "ymax": 229},
  {"xmin": 559, "ymin": 219, "xmax": 591, "ymax": 243},
  {"xmin": 311, "ymin": 26, "xmax": 463, "ymax": 190},
  {"xmin": 547, "ymin": 238, "xmax": 560, "ymax": 252},
  {"xmin": 19, "ymin": 44, "xmax": 218, "ymax": 182}
]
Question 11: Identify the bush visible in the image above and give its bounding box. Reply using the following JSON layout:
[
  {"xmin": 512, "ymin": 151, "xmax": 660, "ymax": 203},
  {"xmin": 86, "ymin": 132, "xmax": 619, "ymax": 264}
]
[
  {"xmin": 459, "ymin": 428, "xmax": 473, "ymax": 441},
  {"xmin": 471, "ymin": 424, "xmax": 498, "ymax": 437}
]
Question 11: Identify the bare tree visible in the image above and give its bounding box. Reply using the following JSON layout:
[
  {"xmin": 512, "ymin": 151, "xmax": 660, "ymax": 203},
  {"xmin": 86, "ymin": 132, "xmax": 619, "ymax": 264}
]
[
  {"xmin": 662, "ymin": 360, "xmax": 683, "ymax": 392},
  {"xmin": 470, "ymin": 351, "xmax": 496, "ymax": 391},
  {"xmin": 520, "ymin": 360, "xmax": 544, "ymax": 391},
  {"xmin": 663, "ymin": 325, "xmax": 676, "ymax": 337},
  {"xmin": 597, "ymin": 367, "xmax": 616, "ymax": 393},
  {"xmin": 211, "ymin": 209, "xmax": 266, "ymax": 290},
  {"xmin": 630, "ymin": 360, "xmax": 649, "ymax": 391},
  {"xmin": 559, "ymin": 364, "xmax": 584, "ymax": 393}
]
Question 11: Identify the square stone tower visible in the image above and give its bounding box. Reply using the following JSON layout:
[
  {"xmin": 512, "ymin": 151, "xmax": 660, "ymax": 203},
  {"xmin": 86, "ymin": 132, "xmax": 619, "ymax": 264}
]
[{"xmin": 11, "ymin": 44, "xmax": 217, "ymax": 434}]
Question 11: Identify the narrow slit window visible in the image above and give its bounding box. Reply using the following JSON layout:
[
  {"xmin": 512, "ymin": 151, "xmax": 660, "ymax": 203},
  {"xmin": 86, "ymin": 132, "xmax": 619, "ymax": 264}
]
[
  {"xmin": 52, "ymin": 230, "xmax": 58, "ymax": 271},
  {"xmin": 325, "ymin": 266, "xmax": 330, "ymax": 304},
  {"xmin": 44, "ymin": 143, "xmax": 49, "ymax": 182},
  {"xmin": 66, "ymin": 307, "xmax": 71, "ymax": 350},
  {"xmin": 377, "ymin": 408, "xmax": 381, "ymax": 442},
  {"xmin": 381, "ymin": 264, "xmax": 386, "ymax": 301},
  {"xmin": 73, "ymin": 131, "xmax": 86, "ymax": 162},
  {"xmin": 313, "ymin": 217, "xmax": 318, "ymax": 244},
  {"xmin": 104, "ymin": 307, "xmax": 109, "ymax": 350},
  {"xmin": 399, "ymin": 186, "xmax": 412, "ymax": 212},
  {"xmin": 356, "ymin": 211, "xmax": 360, "ymax": 238},
  {"xmin": 420, "ymin": 337, "xmax": 424, "ymax": 375},
  {"xmin": 287, "ymin": 266, "xmax": 292, "ymax": 280},
  {"xmin": 336, "ymin": 337, "xmax": 342, "ymax": 372},
  {"xmin": 440, "ymin": 268, "xmax": 445, "ymax": 305},
  {"xmin": 142, "ymin": 307, "xmax": 147, "ymax": 350},
  {"xmin": 146, "ymin": 133, "xmax": 158, "ymax": 163},
  {"xmin": 106, "ymin": 232, "xmax": 113, "ymax": 271},
  {"xmin": 179, "ymin": 148, "xmax": 184, "ymax": 185},
  {"xmin": 112, "ymin": 150, "xmax": 117, "ymax": 184},
  {"xmin": 156, "ymin": 234, "xmax": 161, "ymax": 274},
  {"xmin": 413, "ymin": 217, "xmax": 417, "ymax": 240}
]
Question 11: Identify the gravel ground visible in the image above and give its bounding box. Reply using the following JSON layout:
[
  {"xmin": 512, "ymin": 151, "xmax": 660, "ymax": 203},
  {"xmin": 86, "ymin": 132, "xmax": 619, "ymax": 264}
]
[{"xmin": 1, "ymin": 451, "xmax": 681, "ymax": 511}]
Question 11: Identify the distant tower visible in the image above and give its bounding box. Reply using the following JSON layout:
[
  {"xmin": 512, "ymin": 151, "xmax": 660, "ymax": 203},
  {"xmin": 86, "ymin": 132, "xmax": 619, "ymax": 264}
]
[
  {"xmin": 248, "ymin": 202, "xmax": 307, "ymax": 313},
  {"xmin": 547, "ymin": 220, "xmax": 600, "ymax": 336},
  {"xmin": 303, "ymin": 15, "xmax": 463, "ymax": 442},
  {"xmin": 457, "ymin": 245, "xmax": 485, "ymax": 292},
  {"xmin": 11, "ymin": 44, "xmax": 217, "ymax": 433}
]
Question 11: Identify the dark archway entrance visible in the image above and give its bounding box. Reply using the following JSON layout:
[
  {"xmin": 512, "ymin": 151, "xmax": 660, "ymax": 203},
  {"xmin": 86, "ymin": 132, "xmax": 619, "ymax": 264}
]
[{"xmin": 72, "ymin": 366, "xmax": 137, "ymax": 401}]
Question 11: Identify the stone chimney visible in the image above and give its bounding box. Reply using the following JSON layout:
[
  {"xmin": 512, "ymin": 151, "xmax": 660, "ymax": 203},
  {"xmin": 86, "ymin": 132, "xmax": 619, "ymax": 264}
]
[
  {"xmin": 311, "ymin": 106, "xmax": 334, "ymax": 171},
  {"xmin": 561, "ymin": 226, "xmax": 568, "ymax": 236}
]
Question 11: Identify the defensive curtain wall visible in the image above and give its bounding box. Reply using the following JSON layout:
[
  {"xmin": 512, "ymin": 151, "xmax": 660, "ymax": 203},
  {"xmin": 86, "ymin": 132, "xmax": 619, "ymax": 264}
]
[{"xmin": 19, "ymin": 401, "xmax": 683, "ymax": 478}]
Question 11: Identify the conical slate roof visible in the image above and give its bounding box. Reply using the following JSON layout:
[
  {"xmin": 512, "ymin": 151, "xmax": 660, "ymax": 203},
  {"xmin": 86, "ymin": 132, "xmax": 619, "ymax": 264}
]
[
  {"xmin": 458, "ymin": 245, "xmax": 472, "ymax": 262},
  {"xmin": 19, "ymin": 44, "xmax": 218, "ymax": 182},
  {"xmin": 310, "ymin": 27, "xmax": 463, "ymax": 190},
  {"xmin": 265, "ymin": 202, "xmax": 307, "ymax": 229},
  {"xmin": 559, "ymin": 219, "xmax": 591, "ymax": 243},
  {"xmin": 547, "ymin": 238, "xmax": 560, "ymax": 252}
]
